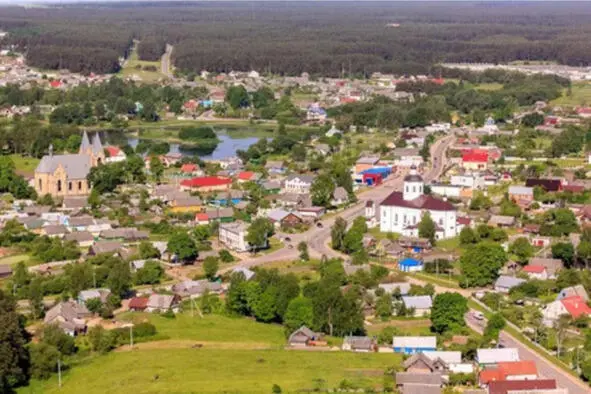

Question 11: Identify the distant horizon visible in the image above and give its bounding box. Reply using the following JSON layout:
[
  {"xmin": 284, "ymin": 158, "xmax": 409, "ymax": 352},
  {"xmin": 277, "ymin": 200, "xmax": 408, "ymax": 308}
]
[{"xmin": 0, "ymin": 0, "xmax": 588, "ymax": 3}]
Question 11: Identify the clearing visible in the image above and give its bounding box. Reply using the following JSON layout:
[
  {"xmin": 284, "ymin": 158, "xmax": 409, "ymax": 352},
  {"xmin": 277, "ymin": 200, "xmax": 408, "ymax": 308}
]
[
  {"xmin": 551, "ymin": 82, "xmax": 591, "ymax": 107},
  {"xmin": 9, "ymin": 154, "xmax": 40, "ymax": 176},
  {"xmin": 120, "ymin": 44, "xmax": 166, "ymax": 83}
]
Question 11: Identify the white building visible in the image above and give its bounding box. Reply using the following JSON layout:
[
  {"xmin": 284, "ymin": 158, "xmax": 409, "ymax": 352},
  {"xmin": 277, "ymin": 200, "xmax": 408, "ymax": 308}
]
[
  {"xmin": 282, "ymin": 174, "xmax": 315, "ymax": 194},
  {"xmin": 219, "ymin": 221, "xmax": 250, "ymax": 252},
  {"xmin": 450, "ymin": 174, "xmax": 485, "ymax": 190},
  {"xmin": 430, "ymin": 183, "xmax": 462, "ymax": 198},
  {"xmin": 104, "ymin": 146, "xmax": 127, "ymax": 163},
  {"xmin": 379, "ymin": 166, "xmax": 457, "ymax": 239}
]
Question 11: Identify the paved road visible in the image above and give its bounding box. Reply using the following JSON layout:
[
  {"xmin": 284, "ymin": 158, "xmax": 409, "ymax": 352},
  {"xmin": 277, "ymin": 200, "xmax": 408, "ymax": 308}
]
[
  {"xmin": 161, "ymin": 44, "xmax": 173, "ymax": 78},
  {"xmin": 465, "ymin": 311, "xmax": 589, "ymax": 394}
]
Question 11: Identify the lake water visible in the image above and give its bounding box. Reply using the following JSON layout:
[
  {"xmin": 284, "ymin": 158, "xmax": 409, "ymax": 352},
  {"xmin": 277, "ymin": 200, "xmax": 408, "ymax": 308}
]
[{"xmin": 123, "ymin": 134, "xmax": 262, "ymax": 160}]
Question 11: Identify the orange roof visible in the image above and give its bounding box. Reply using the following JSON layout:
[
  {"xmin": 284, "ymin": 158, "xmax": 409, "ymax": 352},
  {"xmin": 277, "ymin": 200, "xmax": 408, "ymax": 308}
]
[
  {"xmin": 479, "ymin": 369, "xmax": 504, "ymax": 385},
  {"xmin": 181, "ymin": 164, "xmax": 197, "ymax": 173},
  {"xmin": 105, "ymin": 146, "xmax": 121, "ymax": 157},
  {"xmin": 238, "ymin": 171, "xmax": 254, "ymax": 180},
  {"xmin": 498, "ymin": 361, "xmax": 537, "ymax": 377},
  {"xmin": 523, "ymin": 265, "xmax": 546, "ymax": 274},
  {"xmin": 195, "ymin": 213, "xmax": 209, "ymax": 221},
  {"xmin": 561, "ymin": 296, "xmax": 591, "ymax": 318}
]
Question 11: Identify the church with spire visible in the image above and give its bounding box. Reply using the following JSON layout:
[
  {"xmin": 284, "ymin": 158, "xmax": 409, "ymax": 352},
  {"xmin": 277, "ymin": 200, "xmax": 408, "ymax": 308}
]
[
  {"xmin": 378, "ymin": 165, "xmax": 458, "ymax": 240},
  {"xmin": 34, "ymin": 131, "xmax": 105, "ymax": 197}
]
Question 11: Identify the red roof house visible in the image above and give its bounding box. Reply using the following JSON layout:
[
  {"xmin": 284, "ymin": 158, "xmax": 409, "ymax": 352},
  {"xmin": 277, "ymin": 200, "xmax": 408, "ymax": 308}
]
[
  {"xmin": 488, "ymin": 379, "xmax": 556, "ymax": 394},
  {"xmin": 462, "ymin": 150, "xmax": 489, "ymax": 163},
  {"xmin": 180, "ymin": 176, "xmax": 231, "ymax": 192},
  {"xmin": 237, "ymin": 171, "xmax": 255, "ymax": 181},
  {"xmin": 50, "ymin": 80, "xmax": 62, "ymax": 88},
  {"xmin": 181, "ymin": 164, "xmax": 198, "ymax": 174},
  {"xmin": 561, "ymin": 296, "xmax": 591, "ymax": 318},
  {"xmin": 128, "ymin": 297, "xmax": 149, "ymax": 311},
  {"xmin": 195, "ymin": 213, "xmax": 209, "ymax": 224},
  {"xmin": 105, "ymin": 146, "xmax": 121, "ymax": 157}
]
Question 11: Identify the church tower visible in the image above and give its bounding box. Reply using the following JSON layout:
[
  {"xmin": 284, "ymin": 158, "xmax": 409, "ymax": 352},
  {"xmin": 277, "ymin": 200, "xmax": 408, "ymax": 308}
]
[
  {"xmin": 403, "ymin": 165, "xmax": 424, "ymax": 201},
  {"xmin": 79, "ymin": 131, "xmax": 105, "ymax": 166}
]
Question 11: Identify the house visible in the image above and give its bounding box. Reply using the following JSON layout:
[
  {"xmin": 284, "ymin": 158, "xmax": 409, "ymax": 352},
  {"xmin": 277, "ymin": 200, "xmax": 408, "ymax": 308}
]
[
  {"xmin": 393, "ymin": 148, "xmax": 423, "ymax": 168},
  {"xmin": 531, "ymin": 236, "xmax": 552, "ymax": 248},
  {"xmin": 99, "ymin": 228, "xmax": 148, "ymax": 242},
  {"xmin": 195, "ymin": 212, "xmax": 209, "ymax": 225},
  {"xmin": 430, "ymin": 184, "xmax": 462, "ymax": 199},
  {"xmin": 488, "ymin": 215, "xmax": 516, "ymax": 228},
  {"xmin": 342, "ymin": 336, "xmax": 375, "ymax": 352},
  {"xmin": 172, "ymin": 280, "xmax": 223, "ymax": 298},
  {"xmin": 180, "ymin": 176, "xmax": 231, "ymax": 192},
  {"xmin": 0, "ymin": 264, "xmax": 12, "ymax": 278},
  {"xmin": 219, "ymin": 221, "xmax": 251, "ymax": 252},
  {"xmin": 282, "ymin": 174, "xmax": 315, "ymax": 194},
  {"xmin": 557, "ymin": 284, "xmax": 588, "ymax": 301},
  {"xmin": 64, "ymin": 231, "xmax": 94, "ymax": 247},
  {"xmin": 237, "ymin": 171, "xmax": 261, "ymax": 183},
  {"xmin": 462, "ymin": 150, "xmax": 489, "ymax": 170},
  {"xmin": 378, "ymin": 282, "xmax": 410, "ymax": 295},
  {"xmin": 403, "ymin": 352, "xmax": 448, "ymax": 374},
  {"xmin": 146, "ymin": 294, "xmax": 180, "ymax": 313},
  {"xmin": 306, "ymin": 104, "xmax": 327, "ymax": 123},
  {"xmin": 355, "ymin": 156, "xmax": 381, "ymax": 173},
  {"xmin": 205, "ymin": 207, "xmax": 234, "ymax": 221},
  {"xmin": 288, "ymin": 326, "xmax": 324, "ymax": 347},
  {"xmin": 479, "ymin": 361, "xmax": 537, "ymax": 385},
  {"xmin": 62, "ymin": 196, "xmax": 88, "ymax": 211},
  {"xmin": 393, "ymin": 336, "xmax": 437, "ymax": 354},
  {"xmin": 422, "ymin": 351, "xmax": 470, "ymax": 373},
  {"xmin": 104, "ymin": 146, "xmax": 126, "ymax": 163},
  {"xmin": 78, "ymin": 288, "xmax": 111, "ymax": 305},
  {"xmin": 34, "ymin": 131, "xmax": 104, "ymax": 197},
  {"xmin": 331, "ymin": 187, "xmax": 349, "ymax": 206},
  {"xmin": 265, "ymin": 161, "xmax": 285, "ymax": 175},
  {"xmin": 88, "ymin": 240, "xmax": 124, "ymax": 256},
  {"xmin": 542, "ymin": 296, "xmax": 591, "ymax": 325},
  {"xmin": 231, "ymin": 267, "xmax": 256, "ymax": 281},
  {"xmin": 487, "ymin": 380, "xmax": 556, "ymax": 394},
  {"xmin": 180, "ymin": 163, "xmax": 201, "ymax": 175},
  {"xmin": 128, "ymin": 296, "xmax": 149, "ymax": 311},
  {"xmin": 380, "ymin": 167, "xmax": 457, "ymax": 239},
  {"xmin": 476, "ymin": 348, "xmax": 520, "ymax": 366},
  {"xmin": 526, "ymin": 178, "xmax": 562, "ymax": 192},
  {"xmin": 398, "ymin": 257, "xmax": 423, "ymax": 272},
  {"xmin": 494, "ymin": 276, "xmax": 526, "ymax": 293},
  {"xmin": 528, "ymin": 257, "xmax": 563, "ymax": 278},
  {"xmin": 395, "ymin": 372, "xmax": 442, "ymax": 394},
  {"xmin": 522, "ymin": 265, "xmax": 548, "ymax": 280},
  {"xmin": 169, "ymin": 196, "xmax": 203, "ymax": 213},
  {"xmin": 44, "ymin": 301, "xmax": 90, "ymax": 335},
  {"xmin": 297, "ymin": 206, "xmax": 325, "ymax": 220},
  {"xmin": 42, "ymin": 224, "xmax": 68, "ymax": 238},
  {"xmin": 508, "ymin": 186, "xmax": 534, "ymax": 205},
  {"xmin": 402, "ymin": 295, "xmax": 432, "ymax": 317},
  {"xmin": 266, "ymin": 209, "xmax": 303, "ymax": 228}
]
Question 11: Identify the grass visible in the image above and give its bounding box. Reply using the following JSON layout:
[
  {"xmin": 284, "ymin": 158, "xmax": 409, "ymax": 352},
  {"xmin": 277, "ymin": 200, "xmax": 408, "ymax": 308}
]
[
  {"xmin": 116, "ymin": 312, "xmax": 286, "ymax": 346},
  {"xmin": 259, "ymin": 259, "xmax": 320, "ymax": 281},
  {"xmin": 9, "ymin": 154, "xmax": 40, "ymax": 175},
  {"xmin": 255, "ymin": 237, "xmax": 283, "ymax": 256},
  {"xmin": 435, "ymin": 236, "xmax": 461, "ymax": 253},
  {"xmin": 0, "ymin": 254, "xmax": 33, "ymax": 267},
  {"xmin": 551, "ymin": 82, "xmax": 591, "ymax": 107},
  {"xmin": 120, "ymin": 46, "xmax": 165, "ymax": 83},
  {"xmin": 475, "ymin": 82, "xmax": 504, "ymax": 91},
  {"xmin": 409, "ymin": 272, "xmax": 461, "ymax": 289},
  {"xmin": 20, "ymin": 348, "xmax": 401, "ymax": 394}
]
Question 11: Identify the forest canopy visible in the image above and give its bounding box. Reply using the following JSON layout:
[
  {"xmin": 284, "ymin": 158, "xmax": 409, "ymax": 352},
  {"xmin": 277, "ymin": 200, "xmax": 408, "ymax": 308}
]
[{"xmin": 3, "ymin": 2, "xmax": 591, "ymax": 75}]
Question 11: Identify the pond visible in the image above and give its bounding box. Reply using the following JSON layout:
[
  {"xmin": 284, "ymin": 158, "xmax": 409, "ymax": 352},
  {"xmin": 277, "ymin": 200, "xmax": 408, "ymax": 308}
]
[{"xmin": 103, "ymin": 131, "xmax": 264, "ymax": 160}]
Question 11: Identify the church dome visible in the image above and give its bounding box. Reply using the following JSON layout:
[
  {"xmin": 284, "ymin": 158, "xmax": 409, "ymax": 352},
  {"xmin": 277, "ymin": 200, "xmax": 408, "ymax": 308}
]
[{"xmin": 404, "ymin": 165, "xmax": 423, "ymax": 182}]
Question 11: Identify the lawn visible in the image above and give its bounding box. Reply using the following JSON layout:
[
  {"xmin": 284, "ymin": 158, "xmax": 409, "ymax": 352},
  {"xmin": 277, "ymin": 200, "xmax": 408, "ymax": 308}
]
[
  {"xmin": 0, "ymin": 253, "xmax": 33, "ymax": 267},
  {"xmin": 116, "ymin": 312, "xmax": 287, "ymax": 347},
  {"xmin": 551, "ymin": 82, "xmax": 591, "ymax": 107},
  {"xmin": 20, "ymin": 348, "xmax": 401, "ymax": 394},
  {"xmin": 475, "ymin": 82, "xmax": 504, "ymax": 91},
  {"xmin": 120, "ymin": 46, "xmax": 165, "ymax": 83},
  {"xmin": 8, "ymin": 154, "xmax": 40, "ymax": 175}
]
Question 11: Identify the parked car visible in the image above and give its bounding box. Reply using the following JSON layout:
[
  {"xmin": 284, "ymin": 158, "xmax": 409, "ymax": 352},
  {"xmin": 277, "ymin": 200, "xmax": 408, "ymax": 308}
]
[{"xmin": 473, "ymin": 311, "xmax": 485, "ymax": 321}]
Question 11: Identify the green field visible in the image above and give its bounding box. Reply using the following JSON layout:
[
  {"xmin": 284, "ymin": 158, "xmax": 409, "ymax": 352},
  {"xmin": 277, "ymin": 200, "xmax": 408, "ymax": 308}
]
[
  {"xmin": 551, "ymin": 82, "xmax": 591, "ymax": 107},
  {"xmin": 117, "ymin": 313, "xmax": 286, "ymax": 346},
  {"xmin": 21, "ymin": 348, "xmax": 401, "ymax": 394},
  {"xmin": 9, "ymin": 154, "xmax": 40, "ymax": 175},
  {"xmin": 120, "ymin": 46, "xmax": 165, "ymax": 83},
  {"xmin": 0, "ymin": 253, "xmax": 32, "ymax": 267}
]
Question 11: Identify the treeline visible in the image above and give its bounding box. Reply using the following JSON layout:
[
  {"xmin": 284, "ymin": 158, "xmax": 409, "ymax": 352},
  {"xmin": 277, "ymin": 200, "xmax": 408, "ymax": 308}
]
[
  {"xmin": 3, "ymin": 3, "xmax": 591, "ymax": 75},
  {"xmin": 137, "ymin": 37, "xmax": 166, "ymax": 61}
]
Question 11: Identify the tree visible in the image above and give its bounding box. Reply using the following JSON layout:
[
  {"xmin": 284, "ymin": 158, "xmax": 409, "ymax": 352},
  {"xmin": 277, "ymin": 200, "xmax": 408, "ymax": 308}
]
[
  {"xmin": 552, "ymin": 242, "xmax": 575, "ymax": 268},
  {"xmin": 134, "ymin": 261, "xmax": 164, "ymax": 285},
  {"xmin": 521, "ymin": 112, "xmax": 544, "ymax": 128},
  {"xmin": 284, "ymin": 296, "xmax": 314, "ymax": 333},
  {"xmin": 29, "ymin": 343, "xmax": 59, "ymax": 380},
  {"xmin": 310, "ymin": 174, "xmax": 335, "ymax": 207},
  {"xmin": 40, "ymin": 324, "xmax": 76, "ymax": 356},
  {"xmin": 0, "ymin": 289, "xmax": 30, "ymax": 392},
  {"xmin": 298, "ymin": 241, "xmax": 309, "ymax": 261},
  {"xmin": 509, "ymin": 237, "xmax": 535, "ymax": 266},
  {"xmin": 203, "ymin": 256, "xmax": 219, "ymax": 280},
  {"xmin": 460, "ymin": 242, "xmax": 507, "ymax": 288},
  {"xmin": 577, "ymin": 240, "xmax": 591, "ymax": 269},
  {"xmin": 28, "ymin": 277, "xmax": 44, "ymax": 320},
  {"xmin": 331, "ymin": 217, "xmax": 347, "ymax": 251},
  {"xmin": 431, "ymin": 293, "xmax": 468, "ymax": 334},
  {"xmin": 554, "ymin": 314, "xmax": 572, "ymax": 357},
  {"xmin": 167, "ymin": 231, "xmax": 198, "ymax": 263},
  {"xmin": 85, "ymin": 298, "xmax": 103, "ymax": 314},
  {"xmin": 106, "ymin": 260, "xmax": 131, "ymax": 298},
  {"xmin": 139, "ymin": 241, "xmax": 161, "ymax": 259},
  {"xmin": 418, "ymin": 212, "xmax": 436, "ymax": 245},
  {"xmin": 484, "ymin": 313, "xmax": 506, "ymax": 342},
  {"xmin": 541, "ymin": 208, "xmax": 578, "ymax": 237},
  {"xmin": 246, "ymin": 218, "xmax": 274, "ymax": 252},
  {"xmin": 459, "ymin": 227, "xmax": 479, "ymax": 245},
  {"xmin": 375, "ymin": 293, "xmax": 393, "ymax": 320},
  {"xmin": 226, "ymin": 85, "xmax": 250, "ymax": 109},
  {"xmin": 88, "ymin": 188, "xmax": 101, "ymax": 209},
  {"xmin": 150, "ymin": 156, "xmax": 165, "ymax": 183}
]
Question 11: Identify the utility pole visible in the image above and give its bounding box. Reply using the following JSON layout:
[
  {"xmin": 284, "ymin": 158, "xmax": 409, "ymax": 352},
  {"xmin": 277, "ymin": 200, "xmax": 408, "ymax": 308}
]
[{"xmin": 58, "ymin": 358, "xmax": 62, "ymax": 388}]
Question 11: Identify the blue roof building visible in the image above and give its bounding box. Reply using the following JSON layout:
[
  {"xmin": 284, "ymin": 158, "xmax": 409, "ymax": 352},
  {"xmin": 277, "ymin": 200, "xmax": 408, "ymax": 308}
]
[{"xmin": 398, "ymin": 257, "xmax": 423, "ymax": 272}]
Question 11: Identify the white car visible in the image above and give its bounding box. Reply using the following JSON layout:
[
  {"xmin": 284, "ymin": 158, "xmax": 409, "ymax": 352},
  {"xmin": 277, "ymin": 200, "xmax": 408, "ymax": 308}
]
[{"xmin": 473, "ymin": 311, "xmax": 485, "ymax": 321}]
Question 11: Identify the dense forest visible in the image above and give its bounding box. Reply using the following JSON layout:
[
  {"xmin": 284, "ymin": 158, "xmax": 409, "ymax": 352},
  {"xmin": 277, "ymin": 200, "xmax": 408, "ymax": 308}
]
[{"xmin": 3, "ymin": 2, "xmax": 591, "ymax": 75}]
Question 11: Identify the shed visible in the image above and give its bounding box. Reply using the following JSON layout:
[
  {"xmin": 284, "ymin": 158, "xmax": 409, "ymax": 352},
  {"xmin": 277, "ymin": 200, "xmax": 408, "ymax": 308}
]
[{"xmin": 398, "ymin": 257, "xmax": 423, "ymax": 272}]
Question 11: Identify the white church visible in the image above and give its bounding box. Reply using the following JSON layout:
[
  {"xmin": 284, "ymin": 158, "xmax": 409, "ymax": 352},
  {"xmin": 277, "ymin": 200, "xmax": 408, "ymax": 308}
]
[{"xmin": 376, "ymin": 166, "xmax": 458, "ymax": 239}]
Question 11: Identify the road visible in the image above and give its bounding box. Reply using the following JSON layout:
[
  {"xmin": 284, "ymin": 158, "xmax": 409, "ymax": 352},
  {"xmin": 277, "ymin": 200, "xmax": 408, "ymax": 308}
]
[
  {"xmin": 465, "ymin": 311, "xmax": 589, "ymax": 394},
  {"xmin": 161, "ymin": 44, "xmax": 173, "ymax": 78},
  {"xmin": 221, "ymin": 135, "xmax": 456, "ymax": 273}
]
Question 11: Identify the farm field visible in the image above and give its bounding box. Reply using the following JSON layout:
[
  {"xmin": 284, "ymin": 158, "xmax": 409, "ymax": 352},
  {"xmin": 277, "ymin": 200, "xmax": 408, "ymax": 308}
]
[
  {"xmin": 20, "ymin": 347, "xmax": 401, "ymax": 394},
  {"xmin": 551, "ymin": 82, "xmax": 591, "ymax": 106}
]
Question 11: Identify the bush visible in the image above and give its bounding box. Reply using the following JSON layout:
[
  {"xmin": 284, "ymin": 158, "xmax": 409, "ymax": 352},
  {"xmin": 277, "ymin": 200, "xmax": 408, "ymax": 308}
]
[
  {"xmin": 160, "ymin": 309, "xmax": 176, "ymax": 319},
  {"xmin": 219, "ymin": 249, "xmax": 235, "ymax": 263}
]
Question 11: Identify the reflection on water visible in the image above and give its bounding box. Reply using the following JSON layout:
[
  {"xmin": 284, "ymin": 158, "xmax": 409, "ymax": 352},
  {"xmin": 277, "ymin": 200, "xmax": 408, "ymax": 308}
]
[{"xmin": 102, "ymin": 131, "xmax": 263, "ymax": 160}]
